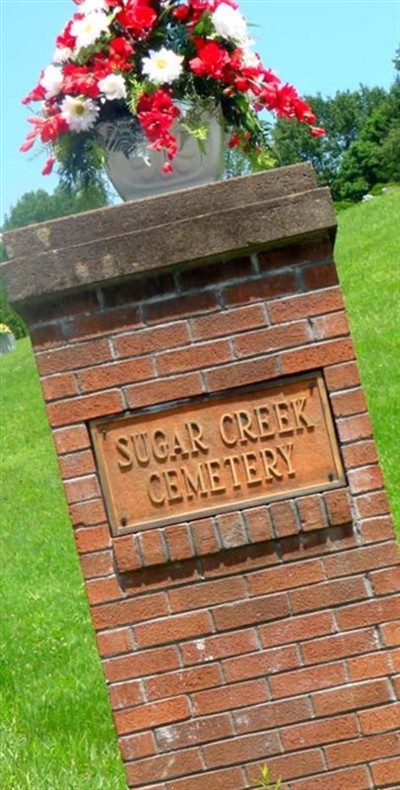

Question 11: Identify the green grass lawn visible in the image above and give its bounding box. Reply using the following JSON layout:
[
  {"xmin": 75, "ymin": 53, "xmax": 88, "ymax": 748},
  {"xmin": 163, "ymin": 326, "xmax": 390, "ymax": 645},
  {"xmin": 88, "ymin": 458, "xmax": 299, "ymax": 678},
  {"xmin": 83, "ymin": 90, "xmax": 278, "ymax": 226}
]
[{"xmin": 0, "ymin": 190, "xmax": 399, "ymax": 789}]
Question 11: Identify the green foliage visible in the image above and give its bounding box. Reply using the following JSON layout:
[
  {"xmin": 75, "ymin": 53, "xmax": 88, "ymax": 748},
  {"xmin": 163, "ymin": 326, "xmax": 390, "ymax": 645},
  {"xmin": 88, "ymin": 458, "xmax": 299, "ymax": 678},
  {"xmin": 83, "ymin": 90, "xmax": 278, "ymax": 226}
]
[
  {"xmin": 271, "ymin": 54, "xmax": 400, "ymax": 201},
  {"xmin": 252, "ymin": 765, "xmax": 282, "ymax": 789}
]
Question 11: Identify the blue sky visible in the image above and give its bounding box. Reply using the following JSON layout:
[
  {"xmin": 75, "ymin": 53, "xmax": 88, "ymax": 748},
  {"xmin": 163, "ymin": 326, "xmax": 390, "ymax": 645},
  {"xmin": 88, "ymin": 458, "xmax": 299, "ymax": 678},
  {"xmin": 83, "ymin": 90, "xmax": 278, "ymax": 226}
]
[{"xmin": 1, "ymin": 0, "xmax": 399, "ymax": 221}]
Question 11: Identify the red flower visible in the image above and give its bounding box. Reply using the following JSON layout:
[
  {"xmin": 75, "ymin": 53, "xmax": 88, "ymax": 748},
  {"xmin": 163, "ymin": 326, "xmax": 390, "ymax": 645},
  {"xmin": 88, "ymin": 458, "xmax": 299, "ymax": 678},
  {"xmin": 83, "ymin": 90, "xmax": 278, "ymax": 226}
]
[
  {"xmin": 42, "ymin": 156, "xmax": 56, "ymax": 176},
  {"xmin": 22, "ymin": 83, "xmax": 46, "ymax": 105},
  {"xmin": 62, "ymin": 64, "xmax": 100, "ymax": 98},
  {"xmin": 162, "ymin": 162, "xmax": 173, "ymax": 174},
  {"xmin": 137, "ymin": 89, "xmax": 180, "ymax": 166},
  {"xmin": 311, "ymin": 126, "xmax": 326, "ymax": 138},
  {"xmin": 55, "ymin": 19, "xmax": 76, "ymax": 50},
  {"xmin": 116, "ymin": 1, "xmax": 157, "ymax": 40},
  {"xmin": 189, "ymin": 41, "xmax": 231, "ymax": 80}
]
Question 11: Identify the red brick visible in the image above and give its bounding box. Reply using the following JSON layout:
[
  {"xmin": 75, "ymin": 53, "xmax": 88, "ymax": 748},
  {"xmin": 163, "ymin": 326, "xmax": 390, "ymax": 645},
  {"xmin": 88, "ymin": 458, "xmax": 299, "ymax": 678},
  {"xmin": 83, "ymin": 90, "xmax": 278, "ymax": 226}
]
[
  {"xmin": 204, "ymin": 355, "xmax": 279, "ymax": 392},
  {"xmin": 145, "ymin": 663, "xmax": 222, "ymax": 700},
  {"xmin": 65, "ymin": 304, "xmax": 141, "ymax": 340},
  {"xmin": 216, "ymin": 512, "xmax": 247, "ymax": 549},
  {"xmin": 371, "ymin": 756, "xmax": 400, "ymax": 786},
  {"xmin": 337, "ymin": 413, "xmax": 373, "ymax": 444},
  {"xmin": 223, "ymin": 271, "xmax": 297, "ymax": 307},
  {"xmin": 119, "ymin": 731, "xmax": 156, "ymax": 761},
  {"xmin": 302, "ymin": 261, "xmax": 338, "ymax": 290},
  {"xmin": 324, "ymin": 543, "xmax": 399, "ymax": 578},
  {"xmin": 342, "ymin": 439, "xmax": 378, "ymax": 469},
  {"xmin": 358, "ymin": 701, "xmax": 400, "ymax": 734},
  {"xmin": 192, "ymin": 679, "xmax": 268, "ymax": 716},
  {"xmin": 24, "ymin": 290, "xmax": 99, "ymax": 323},
  {"xmin": 243, "ymin": 506, "xmax": 274, "ymax": 543},
  {"xmin": 269, "ymin": 660, "xmax": 346, "ymax": 698},
  {"xmin": 323, "ymin": 488, "xmax": 352, "ymax": 526},
  {"xmin": 233, "ymin": 320, "xmax": 311, "ymax": 358},
  {"xmin": 139, "ymin": 529, "xmax": 168, "ymax": 567},
  {"xmin": 104, "ymin": 645, "xmax": 179, "ymax": 682},
  {"xmin": 361, "ymin": 515, "xmax": 396, "ymax": 543},
  {"xmin": 330, "ymin": 388, "xmax": 367, "ymax": 418},
  {"xmin": 113, "ymin": 535, "xmax": 142, "ymax": 573},
  {"xmin": 269, "ymin": 500, "xmax": 298, "ymax": 538},
  {"xmin": 348, "ymin": 465, "xmax": 384, "ymax": 494},
  {"xmin": 101, "ymin": 270, "xmax": 175, "ymax": 307},
  {"xmin": 312, "ymin": 678, "xmax": 392, "ymax": 716},
  {"xmin": 144, "ymin": 291, "xmax": 217, "ymax": 324},
  {"xmin": 114, "ymin": 696, "xmax": 190, "ymax": 734},
  {"xmin": 301, "ymin": 627, "xmax": 378, "ymax": 666},
  {"xmin": 282, "ymin": 713, "xmax": 358, "ymax": 752},
  {"xmin": 325, "ymin": 731, "xmax": 400, "ymax": 769},
  {"xmin": 201, "ymin": 541, "xmax": 280, "ymax": 579},
  {"xmin": 135, "ymin": 610, "xmax": 212, "ymax": 648},
  {"xmin": 42, "ymin": 372, "xmax": 78, "ymax": 401},
  {"xmin": 258, "ymin": 237, "xmax": 333, "ymax": 271},
  {"xmin": 79, "ymin": 356, "xmax": 154, "ymax": 392},
  {"xmin": 157, "ymin": 338, "xmax": 232, "ymax": 376},
  {"xmin": 280, "ymin": 337, "xmax": 355, "ymax": 376},
  {"xmin": 337, "ymin": 597, "xmax": 399, "ymax": 631},
  {"xmin": 47, "ymin": 390, "xmax": 124, "ymax": 427},
  {"xmin": 260, "ymin": 611, "xmax": 335, "ymax": 649},
  {"xmin": 355, "ymin": 490, "xmax": 391, "ymax": 519},
  {"xmin": 311, "ymin": 310, "xmax": 349, "ymax": 340},
  {"xmin": 213, "ymin": 591, "xmax": 290, "ymax": 632},
  {"xmin": 269, "ymin": 287, "xmax": 344, "ymax": 324},
  {"xmin": 69, "ymin": 498, "xmax": 107, "ymax": 527},
  {"xmin": 179, "ymin": 256, "xmax": 253, "ymax": 290},
  {"xmin": 169, "ymin": 576, "xmax": 246, "ymax": 612},
  {"xmin": 289, "ymin": 766, "xmax": 371, "ymax": 790},
  {"xmin": 80, "ymin": 549, "xmax": 113, "ymax": 579},
  {"xmin": 323, "ymin": 360, "xmax": 361, "ymax": 391},
  {"xmin": 203, "ymin": 730, "xmax": 281, "ymax": 769},
  {"xmin": 36, "ymin": 338, "xmax": 112, "ymax": 375},
  {"xmin": 296, "ymin": 495, "xmax": 327, "ymax": 532},
  {"xmin": 248, "ymin": 558, "xmax": 324, "ymax": 596},
  {"xmin": 109, "ymin": 679, "xmax": 144, "ymax": 709},
  {"xmin": 92, "ymin": 592, "xmax": 168, "ymax": 630},
  {"xmin": 30, "ymin": 323, "xmax": 66, "ymax": 349},
  {"xmin": 114, "ymin": 321, "xmax": 190, "ymax": 358},
  {"xmin": 64, "ymin": 474, "xmax": 101, "ymax": 504},
  {"xmin": 181, "ymin": 629, "xmax": 258, "ymax": 666},
  {"xmin": 123, "ymin": 559, "xmax": 200, "ymax": 596},
  {"xmin": 380, "ymin": 621, "xmax": 400, "ymax": 647},
  {"xmin": 233, "ymin": 696, "xmax": 312, "ymax": 734},
  {"xmin": 167, "ymin": 766, "xmax": 246, "ymax": 790},
  {"xmin": 125, "ymin": 372, "xmax": 203, "ymax": 409},
  {"xmin": 191, "ymin": 518, "xmax": 220, "ymax": 556},
  {"xmin": 348, "ymin": 650, "xmax": 396, "ymax": 681},
  {"xmin": 223, "ymin": 644, "xmax": 298, "ymax": 682},
  {"xmin": 86, "ymin": 576, "xmax": 121, "ymax": 605},
  {"xmin": 164, "ymin": 524, "xmax": 193, "ymax": 562},
  {"xmin": 191, "ymin": 304, "xmax": 266, "ymax": 341},
  {"xmin": 58, "ymin": 449, "xmax": 96, "ymax": 479},
  {"xmin": 96, "ymin": 628, "xmax": 133, "ymax": 658},
  {"xmin": 155, "ymin": 713, "xmax": 233, "ymax": 751},
  {"xmin": 290, "ymin": 577, "xmax": 366, "ymax": 614},
  {"xmin": 75, "ymin": 525, "xmax": 111, "ymax": 553},
  {"xmin": 53, "ymin": 424, "xmax": 90, "ymax": 454}
]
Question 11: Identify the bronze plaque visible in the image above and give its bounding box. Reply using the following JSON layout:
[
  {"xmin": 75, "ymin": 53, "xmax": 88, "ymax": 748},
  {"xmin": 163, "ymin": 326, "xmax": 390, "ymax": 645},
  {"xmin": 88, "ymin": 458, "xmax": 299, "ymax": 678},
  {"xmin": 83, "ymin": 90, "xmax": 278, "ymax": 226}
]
[{"xmin": 91, "ymin": 373, "xmax": 345, "ymax": 534}]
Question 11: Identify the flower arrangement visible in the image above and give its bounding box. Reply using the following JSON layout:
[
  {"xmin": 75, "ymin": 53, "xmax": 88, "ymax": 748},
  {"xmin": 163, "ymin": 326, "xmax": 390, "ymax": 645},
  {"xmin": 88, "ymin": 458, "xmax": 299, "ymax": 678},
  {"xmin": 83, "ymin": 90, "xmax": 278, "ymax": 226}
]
[{"xmin": 20, "ymin": 0, "xmax": 324, "ymax": 187}]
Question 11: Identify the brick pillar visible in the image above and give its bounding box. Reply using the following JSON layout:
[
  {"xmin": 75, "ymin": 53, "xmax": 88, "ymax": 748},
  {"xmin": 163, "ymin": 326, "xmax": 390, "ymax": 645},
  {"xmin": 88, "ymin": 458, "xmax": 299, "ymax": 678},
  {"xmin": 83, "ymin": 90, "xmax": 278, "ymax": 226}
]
[{"xmin": 3, "ymin": 164, "xmax": 399, "ymax": 790}]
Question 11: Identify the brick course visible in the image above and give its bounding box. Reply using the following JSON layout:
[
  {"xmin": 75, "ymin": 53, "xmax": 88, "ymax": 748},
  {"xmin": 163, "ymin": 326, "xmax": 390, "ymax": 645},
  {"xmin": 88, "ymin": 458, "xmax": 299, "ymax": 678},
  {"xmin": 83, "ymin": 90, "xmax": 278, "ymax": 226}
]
[{"xmin": 3, "ymin": 168, "xmax": 398, "ymax": 789}]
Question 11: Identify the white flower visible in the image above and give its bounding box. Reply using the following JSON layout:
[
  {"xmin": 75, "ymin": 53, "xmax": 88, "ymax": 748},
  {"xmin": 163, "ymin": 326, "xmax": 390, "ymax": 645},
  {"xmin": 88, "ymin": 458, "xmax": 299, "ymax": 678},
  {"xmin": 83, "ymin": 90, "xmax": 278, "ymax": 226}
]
[
  {"xmin": 212, "ymin": 3, "xmax": 249, "ymax": 44},
  {"xmin": 142, "ymin": 48, "xmax": 184, "ymax": 85},
  {"xmin": 52, "ymin": 46, "xmax": 73, "ymax": 64},
  {"xmin": 71, "ymin": 12, "xmax": 109, "ymax": 51},
  {"xmin": 241, "ymin": 48, "xmax": 260, "ymax": 70},
  {"xmin": 77, "ymin": 0, "xmax": 108, "ymax": 13},
  {"xmin": 60, "ymin": 96, "xmax": 99, "ymax": 131},
  {"xmin": 40, "ymin": 65, "xmax": 64, "ymax": 99},
  {"xmin": 98, "ymin": 73, "xmax": 127, "ymax": 101}
]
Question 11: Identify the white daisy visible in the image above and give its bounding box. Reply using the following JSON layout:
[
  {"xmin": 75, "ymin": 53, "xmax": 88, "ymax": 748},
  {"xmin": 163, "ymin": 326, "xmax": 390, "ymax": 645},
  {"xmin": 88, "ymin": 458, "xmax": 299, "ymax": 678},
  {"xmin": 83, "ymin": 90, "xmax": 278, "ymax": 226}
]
[
  {"xmin": 40, "ymin": 65, "xmax": 64, "ymax": 99},
  {"xmin": 212, "ymin": 4, "xmax": 249, "ymax": 44},
  {"xmin": 98, "ymin": 73, "xmax": 127, "ymax": 101},
  {"xmin": 71, "ymin": 12, "xmax": 109, "ymax": 51},
  {"xmin": 142, "ymin": 48, "xmax": 184, "ymax": 85},
  {"xmin": 60, "ymin": 96, "xmax": 99, "ymax": 131}
]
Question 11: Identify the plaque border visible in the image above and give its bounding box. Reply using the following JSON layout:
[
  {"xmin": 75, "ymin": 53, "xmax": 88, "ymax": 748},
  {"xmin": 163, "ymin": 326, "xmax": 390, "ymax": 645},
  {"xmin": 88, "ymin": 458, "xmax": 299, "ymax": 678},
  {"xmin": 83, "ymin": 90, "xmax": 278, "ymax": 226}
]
[{"xmin": 89, "ymin": 371, "xmax": 346, "ymax": 536}]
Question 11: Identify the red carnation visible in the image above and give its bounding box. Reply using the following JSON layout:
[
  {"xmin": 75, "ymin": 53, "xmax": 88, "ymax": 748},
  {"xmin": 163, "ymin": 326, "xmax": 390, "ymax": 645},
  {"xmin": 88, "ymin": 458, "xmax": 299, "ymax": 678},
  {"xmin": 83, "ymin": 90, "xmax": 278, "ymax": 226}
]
[
  {"xmin": 62, "ymin": 64, "xmax": 100, "ymax": 99},
  {"xmin": 189, "ymin": 41, "xmax": 231, "ymax": 80},
  {"xmin": 116, "ymin": 1, "xmax": 157, "ymax": 40}
]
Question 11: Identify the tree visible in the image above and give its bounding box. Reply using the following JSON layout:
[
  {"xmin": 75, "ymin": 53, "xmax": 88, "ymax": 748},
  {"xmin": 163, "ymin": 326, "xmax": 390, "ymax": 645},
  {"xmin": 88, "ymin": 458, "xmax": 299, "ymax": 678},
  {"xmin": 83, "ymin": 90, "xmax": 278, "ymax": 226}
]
[{"xmin": 1, "ymin": 183, "xmax": 109, "ymax": 336}]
